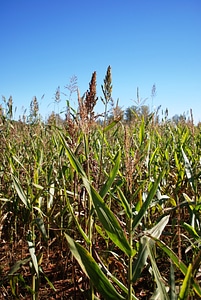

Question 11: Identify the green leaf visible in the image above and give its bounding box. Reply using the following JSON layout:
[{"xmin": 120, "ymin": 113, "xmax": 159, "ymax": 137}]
[
  {"xmin": 64, "ymin": 187, "xmax": 90, "ymax": 245},
  {"xmin": 83, "ymin": 177, "xmax": 132, "ymax": 256},
  {"xmin": 47, "ymin": 182, "xmax": 55, "ymax": 211},
  {"xmin": 132, "ymin": 170, "xmax": 164, "ymax": 231},
  {"xmin": 156, "ymin": 239, "xmax": 187, "ymax": 273},
  {"xmin": 117, "ymin": 187, "xmax": 132, "ymax": 219},
  {"xmin": 174, "ymin": 150, "xmax": 181, "ymax": 173},
  {"xmin": 99, "ymin": 260, "xmax": 138, "ymax": 300},
  {"xmin": 59, "ymin": 131, "xmax": 87, "ymax": 178},
  {"xmin": 100, "ymin": 151, "xmax": 121, "ymax": 199},
  {"xmin": 95, "ymin": 224, "xmax": 109, "ymax": 242},
  {"xmin": 27, "ymin": 235, "xmax": 39, "ymax": 277},
  {"xmin": 132, "ymin": 215, "xmax": 169, "ymax": 283},
  {"xmin": 146, "ymin": 240, "xmax": 169, "ymax": 300},
  {"xmin": 149, "ymin": 147, "xmax": 159, "ymax": 166},
  {"xmin": 139, "ymin": 116, "xmax": 145, "ymax": 146},
  {"xmin": 183, "ymin": 193, "xmax": 194, "ymax": 211},
  {"xmin": 12, "ymin": 155, "xmax": 27, "ymax": 172},
  {"xmin": 132, "ymin": 239, "xmax": 148, "ymax": 283},
  {"xmin": 32, "ymin": 183, "xmax": 44, "ymax": 190},
  {"xmin": 60, "ymin": 129, "xmax": 131, "ymax": 255},
  {"xmin": 8, "ymin": 257, "xmax": 31, "ymax": 275},
  {"xmin": 103, "ymin": 119, "xmax": 120, "ymax": 133},
  {"xmin": 12, "ymin": 175, "xmax": 30, "ymax": 209},
  {"xmin": 182, "ymin": 222, "xmax": 200, "ymax": 240},
  {"xmin": 43, "ymin": 274, "xmax": 56, "ymax": 291},
  {"xmin": 155, "ymin": 239, "xmax": 201, "ymax": 298},
  {"xmin": 65, "ymin": 234, "xmax": 124, "ymax": 300},
  {"xmin": 181, "ymin": 147, "xmax": 195, "ymax": 192},
  {"xmin": 178, "ymin": 263, "xmax": 192, "ymax": 300},
  {"xmin": 34, "ymin": 217, "xmax": 48, "ymax": 241}
]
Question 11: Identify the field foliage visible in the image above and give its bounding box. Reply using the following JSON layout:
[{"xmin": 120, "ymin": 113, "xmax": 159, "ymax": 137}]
[{"xmin": 0, "ymin": 67, "xmax": 201, "ymax": 299}]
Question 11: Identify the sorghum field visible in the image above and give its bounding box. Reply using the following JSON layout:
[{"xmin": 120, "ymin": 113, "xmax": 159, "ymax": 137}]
[{"xmin": 1, "ymin": 67, "xmax": 201, "ymax": 299}]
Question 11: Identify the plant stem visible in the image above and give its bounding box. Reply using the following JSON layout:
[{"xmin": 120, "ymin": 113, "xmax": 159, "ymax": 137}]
[
  {"xmin": 84, "ymin": 133, "xmax": 94, "ymax": 299},
  {"xmin": 128, "ymin": 214, "xmax": 133, "ymax": 300}
]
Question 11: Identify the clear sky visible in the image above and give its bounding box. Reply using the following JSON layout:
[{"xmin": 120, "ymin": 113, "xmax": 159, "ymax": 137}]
[{"xmin": 0, "ymin": 0, "xmax": 201, "ymax": 122}]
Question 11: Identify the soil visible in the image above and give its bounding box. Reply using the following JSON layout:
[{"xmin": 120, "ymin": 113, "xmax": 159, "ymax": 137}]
[{"xmin": 0, "ymin": 237, "xmax": 154, "ymax": 300}]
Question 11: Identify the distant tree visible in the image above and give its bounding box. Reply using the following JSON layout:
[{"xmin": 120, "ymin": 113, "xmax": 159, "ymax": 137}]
[
  {"xmin": 124, "ymin": 105, "xmax": 138, "ymax": 123},
  {"xmin": 172, "ymin": 114, "xmax": 179, "ymax": 124},
  {"xmin": 124, "ymin": 104, "xmax": 150, "ymax": 123},
  {"xmin": 140, "ymin": 105, "xmax": 150, "ymax": 119},
  {"xmin": 124, "ymin": 87, "xmax": 150, "ymax": 123},
  {"xmin": 172, "ymin": 113, "xmax": 186, "ymax": 124}
]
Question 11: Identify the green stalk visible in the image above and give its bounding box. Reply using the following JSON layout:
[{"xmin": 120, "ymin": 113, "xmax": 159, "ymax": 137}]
[
  {"xmin": 84, "ymin": 133, "xmax": 94, "ymax": 299},
  {"xmin": 128, "ymin": 215, "xmax": 133, "ymax": 300},
  {"xmin": 31, "ymin": 209, "xmax": 38, "ymax": 300},
  {"xmin": 88, "ymin": 179, "xmax": 94, "ymax": 300}
]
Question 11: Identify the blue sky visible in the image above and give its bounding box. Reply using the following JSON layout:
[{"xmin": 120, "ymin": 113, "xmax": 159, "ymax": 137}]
[{"xmin": 0, "ymin": 0, "xmax": 201, "ymax": 122}]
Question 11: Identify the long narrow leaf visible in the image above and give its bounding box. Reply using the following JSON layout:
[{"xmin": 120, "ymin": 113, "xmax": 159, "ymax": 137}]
[
  {"xmin": 132, "ymin": 215, "xmax": 169, "ymax": 282},
  {"xmin": 103, "ymin": 119, "xmax": 120, "ymax": 133},
  {"xmin": 34, "ymin": 217, "xmax": 48, "ymax": 241},
  {"xmin": 139, "ymin": 116, "xmax": 145, "ymax": 146},
  {"xmin": 117, "ymin": 187, "xmax": 132, "ymax": 219},
  {"xmin": 65, "ymin": 234, "xmax": 125, "ymax": 300},
  {"xmin": 99, "ymin": 151, "xmax": 121, "ymax": 199},
  {"xmin": 178, "ymin": 263, "xmax": 192, "ymax": 300},
  {"xmin": 132, "ymin": 170, "xmax": 164, "ymax": 231},
  {"xmin": 12, "ymin": 175, "xmax": 30, "ymax": 209},
  {"xmin": 59, "ymin": 132, "xmax": 92, "ymax": 244},
  {"xmin": 27, "ymin": 239, "xmax": 39, "ymax": 277},
  {"xmin": 60, "ymin": 130, "xmax": 131, "ymax": 254},
  {"xmin": 146, "ymin": 240, "xmax": 169, "ymax": 300},
  {"xmin": 59, "ymin": 131, "xmax": 87, "ymax": 178},
  {"xmin": 145, "ymin": 215, "xmax": 170, "ymax": 244},
  {"xmin": 47, "ymin": 182, "xmax": 55, "ymax": 211},
  {"xmin": 156, "ymin": 239, "xmax": 187, "ymax": 273},
  {"xmin": 132, "ymin": 239, "xmax": 148, "ymax": 283},
  {"xmin": 64, "ymin": 187, "xmax": 90, "ymax": 245},
  {"xmin": 8, "ymin": 257, "xmax": 31, "ymax": 275},
  {"xmin": 155, "ymin": 239, "xmax": 201, "ymax": 297},
  {"xmin": 181, "ymin": 146, "xmax": 195, "ymax": 191},
  {"xmin": 100, "ymin": 261, "xmax": 138, "ymax": 300},
  {"xmin": 83, "ymin": 177, "xmax": 132, "ymax": 256}
]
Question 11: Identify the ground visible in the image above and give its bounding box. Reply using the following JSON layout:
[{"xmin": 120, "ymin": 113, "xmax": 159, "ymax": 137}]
[{"xmin": 0, "ymin": 237, "xmax": 156, "ymax": 299}]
